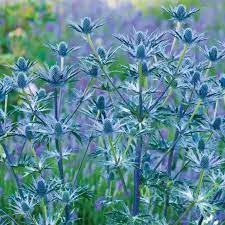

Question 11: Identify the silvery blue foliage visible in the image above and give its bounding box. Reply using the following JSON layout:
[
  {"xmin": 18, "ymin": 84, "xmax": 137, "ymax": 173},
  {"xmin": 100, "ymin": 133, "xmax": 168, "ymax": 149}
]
[
  {"xmin": 47, "ymin": 41, "xmax": 80, "ymax": 57},
  {"xmin": 1, "ymin": 3, "xmax": 225, "ymax": 225}
]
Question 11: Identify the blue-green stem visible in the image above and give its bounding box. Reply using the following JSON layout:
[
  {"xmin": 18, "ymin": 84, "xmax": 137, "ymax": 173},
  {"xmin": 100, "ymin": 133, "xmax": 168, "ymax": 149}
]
[
  {"xmin": 73, "ymin": 110, "xmax": 100, "ymax": 185},
  {"xmin": 196, "ymin": 170, "xmax": 205, "ymax": 198},
  {"xmin": 186, "ymin": 99, "xmax": 202, "ymax": 128},
  {"xmin": 1, "ymin": 142, "xmax": 24, "ymax": 198},
  {"xmin": 54, "ymin": 86, "xmax": 70, "ymax": 221},
  {"xmin": 65, "ymin": 77, "xmax": 95, "ymax": 124},
  {"xmin": 58, "ymin": 56, "xmax": 64, "ymax": 115},
  {"xmin": 170, "ymin": 22, "xmax": 181, "ymax": 55},
  {"xmin": 164, "ymin": 98, "xmax": 202, "ymax": 217},
  {"xmin": 40, "ymin": 198, "xmax": 47, "ymax": 225},
  {"xmin": 162, "ymin": 44, "xmax": 188, "ymax": 107},
  {"xmin": 150, "ymin": 45, "xmax": 188, "ymax": 111},
  {"xmin": 54, "ymin": 87, "xmax": 64, "ymax": 182},
  {"xmin": 174, "ymin": 201, "xmax": 195, "ymax": 225},
  {"xmin": 133, "ymin": 62, "xmax": 144, "ymax": 216},
  {"xmin": 4, "ymin": 94, "xmax": 8, "ymax": 127}
]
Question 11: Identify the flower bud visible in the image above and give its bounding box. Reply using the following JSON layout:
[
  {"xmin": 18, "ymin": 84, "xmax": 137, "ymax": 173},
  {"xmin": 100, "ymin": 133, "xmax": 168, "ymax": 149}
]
[
  {"xmin": 98, "ymin": 47, "xmax": 106, "ymax": 60},
  {"xmin": 17, "ymin": 57, "xmax": 27, "ymax": 71},
  {"xmin": 82, "ymin": 17, "xmax": 92, "ymax": 34},
  {"xmin": 199, "ymin": 84, "xmax": 208, "ymax": 99},
  {"xmin": 50, "ymin": 65, "xmax": 61, "ymax": 82},
  {"xmin": 198, "ymin": 139, "xmax": 205, "ymax": 151},
  {"xmin": 96, "ymin": 96, "xmax": 105, "ymax": 111},
  {"xmin": 37, "ymin": 88, "xmax": 47, "ymax": 99},
  {"xmin": 136, "ymin": 31, "xmax": 145, "ymax": 45},
  {"xmin": 108, "ymin": 171, "xmax": 115, "ymax": 181},
  {"xmin": 130, "ymin": 127, "xmax": 137, "ymax": 137},
  {"xmin": 21, "ymin": 201, "xmax": 30, "ymax": 213},
  {"xmin": 17, "ymin": 72, "xmax": 28, "ymax": 89},
  {"xmin": 200, "ymin": 155, "xmax": 209, "ymax": 170},
  {"xmin": 103, "ymin": 119, "xmax": 113, "ymax": 135},
  {"xmin": 183, "ymin": 28, "xmax": 193, "ymax": 44},
  {"xmin": 143, "ymin": 162, "xmax": 151, "ymax": 173},
  {"xmin": 191, "ymin": 71, "xmax": 200, "ymax": 85},
  {"xmin": 176, "ymin": 4, "xmax": 186, "ymax": 19},
  {"xmin": 212, "ymin": 117, "xmax": 222, "ymax": 130},
  {"xmin": 208, "ymin": 46, "xmax": 218, "ymax": 62},
  {"xmin": 62, "ymin": 191, "xmax": 70, "ymax": 203},
  {"xmin": 136, "ymin": 44, "xmax": 146, "ymax": 59},
  {"xmin": 58, "ymin": 41, "xmax": 68, "ymax": 57},
  {"xmin": 89, "ymin": 65, "xmax": 98, "ymax": 77},
  {"xmin": 37, "ymin": 179, "xmax": 47, "ymax": 196}
]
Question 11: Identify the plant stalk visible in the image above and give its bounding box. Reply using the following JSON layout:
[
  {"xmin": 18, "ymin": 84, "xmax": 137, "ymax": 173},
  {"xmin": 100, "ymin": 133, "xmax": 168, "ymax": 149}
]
[
  {"xmin": 4, "ymin": 94, "xmax": 8, "ymax": 127},
  {"xmin": 58, "ymin": 56, "xmax": 64, "ymax": 115},
  {"xmin": 73, "ymin": 110, "xmax": 100, "ymax": 185},
  {"xmin": 1, "ymin": 142, "xmax": 24, "ymax": 198},
  {"xmin": 174, "ymin": 201, "xmax": 195, "ymax": 225},
  {"xmin": 133, "ymin": 63, "xmax": 144, "ymax": 215}
]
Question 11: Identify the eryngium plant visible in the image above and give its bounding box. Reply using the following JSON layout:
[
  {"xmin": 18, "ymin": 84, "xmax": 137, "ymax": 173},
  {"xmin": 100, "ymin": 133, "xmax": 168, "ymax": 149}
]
[{"xmin": 1, "ymin": 4, "xmax": 225, "ymax": 225}]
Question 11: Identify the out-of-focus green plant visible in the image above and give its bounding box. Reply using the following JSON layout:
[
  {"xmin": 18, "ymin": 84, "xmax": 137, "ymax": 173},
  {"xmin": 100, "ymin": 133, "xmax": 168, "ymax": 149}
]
[
  {"xmin": 131, "ymin": 0, "xmax": 201, "ymax": 18},
  {"xmin": 0, "ymin": 0, "xmax": 56, "ymax": 72}
]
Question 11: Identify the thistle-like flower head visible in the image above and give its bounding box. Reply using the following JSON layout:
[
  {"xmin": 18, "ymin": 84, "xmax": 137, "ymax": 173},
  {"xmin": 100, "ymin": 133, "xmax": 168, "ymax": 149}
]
[
  {"xmin": 69, "ymin": 17, "xmax": 103, "ymax": 35},
  {"xmin": 187, "ymin": 149, "xmax": 225, "ymax": 171},
  {"xmin": 96, "ymin": 96, "xmax": 106, "ymax": 111},
  {"xmin": 191, "ymin": 71, "xmax": 201, "ymax": 85},
  {"xmin": 37, "ymin": 88, "xmax": 47, "ymax": 100},
  {"xmin": 94, "ymin": 117, "xmax": 124, "ymax": 136},
  {"xmin": 212, "ymin": 117, "xmax": 222, "ymax": 130},
  {"xmin": 172, "ymin": 28, "xmax": 205, "ymax": 45},
  {"xmin": 38, "ymin": 64, "xmax": 79, "ymax": 87},
  {"xmin": 162, "ymin": 4, "xmax": 199, "ymax": 22},
  {"xmin": 55, "ymin": 186, "xmax": 92, "ymax": 205},
  {"xmin": 202, "ymin": 45, "xmax": 225, "ymax": 62},
  {"xmin": 115, "ymin": 29, "xmax": 165, "ymax": 60},
  {"xmin": 17, "ymin": 72, "xmax": 28, "ymax": 89},
  {"xmin": 27, "ymin": 178, "xmax": 60, "ymax": 198},
  {"xmin": 80, "ymin": 61, "xmax": 99, "ymax": 77},
  {"xmin": 10, "ymin": 56, "xmax": 35, "ymax": 72},
  {"xmin": 198, "ymin": 84, "xmax": 208, "ymax": 99},
  {"xmin": 47, "ymin": 41, "xmax": 79, "ymax": 57}
]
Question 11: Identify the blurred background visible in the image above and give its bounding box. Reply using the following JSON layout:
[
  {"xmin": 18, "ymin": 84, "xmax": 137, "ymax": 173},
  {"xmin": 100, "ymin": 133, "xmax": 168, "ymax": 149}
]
[{"xmin": 0, "ymin": 0, "xmax": 225, "ymax": 68}]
